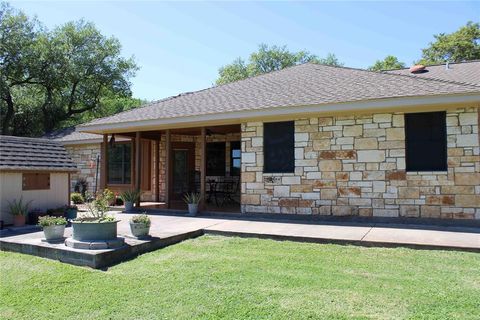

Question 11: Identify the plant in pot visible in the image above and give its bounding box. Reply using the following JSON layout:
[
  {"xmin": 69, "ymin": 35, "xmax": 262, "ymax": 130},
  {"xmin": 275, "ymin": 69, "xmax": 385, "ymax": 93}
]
[
  {"xmin": 8, "ymin": 197, "xmax": 32, "ymax": 227},
  {"xmin": 71, "ymin": 193, "xmax": 118, "ymax": 241},
  {"xmin": 65, "ymin": 205, "xmax": 78, "ymax": 220},
  {"xmin": 183, "ymin": 193, "xmax": 201, "ymax": 216},
  {"xmin": 120, "ymin": 189, "xmax": 141, "ymax": 212},
  {"xmin": 129, "ymin": 213, "xmax": 151, "ymax": 238},
  {"xmin": 38, "ymin": 215, "xmax": 67, "ymax": 241}
]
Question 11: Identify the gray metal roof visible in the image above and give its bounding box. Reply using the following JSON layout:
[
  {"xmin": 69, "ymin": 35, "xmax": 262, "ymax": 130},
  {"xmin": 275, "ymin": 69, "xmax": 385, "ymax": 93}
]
[
  {"xmin": 386, "ymin": 61, "xmax": 480, "ymax": 87},
  {"xmin": 81, "ymin": 62, "xmax": 480, "ymax": 129},
  {"xmin": 0, "ymin": 135, "xmax": 77, "ymax": 172}
]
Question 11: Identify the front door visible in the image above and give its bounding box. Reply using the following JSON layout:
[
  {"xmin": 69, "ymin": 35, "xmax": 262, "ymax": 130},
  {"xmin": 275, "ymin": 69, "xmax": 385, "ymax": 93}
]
[{"xmin": 170, "ymin": 142, "xmax": 196, "ymax": 201}]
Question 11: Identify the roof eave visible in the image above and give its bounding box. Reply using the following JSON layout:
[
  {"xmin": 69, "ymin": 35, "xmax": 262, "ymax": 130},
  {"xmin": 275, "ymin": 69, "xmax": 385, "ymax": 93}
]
[{"xmin": 79, "ymin": 93, "xmax": 480, "ymax": 134}]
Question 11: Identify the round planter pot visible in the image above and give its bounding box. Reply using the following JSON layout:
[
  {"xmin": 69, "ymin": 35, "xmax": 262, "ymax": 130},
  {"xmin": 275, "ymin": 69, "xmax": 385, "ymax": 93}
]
[
  {"xmin": 188, "ymin": 204, "xmax": 198, "ymax": 216},
  {"xmin": 72, "ymin": 220, "xmax": 118, "ymax": 241},
  {"xmin": 124, "ymin": 201, "xmax": 134, "ymax": 212},
  {"xmin": 65, "ymin": 209, "xmax": 77, "ymax": 220},
  {"xmin": 43, "ymin": 225, "xmax": 66, "ymax": 241},
  {"xmin": 129, "ymin": 222, "xmax": 150, "ymax": 238},
  {"xmin": 13, "ymin": 215, "xmax": 26, "ymax": 227}
]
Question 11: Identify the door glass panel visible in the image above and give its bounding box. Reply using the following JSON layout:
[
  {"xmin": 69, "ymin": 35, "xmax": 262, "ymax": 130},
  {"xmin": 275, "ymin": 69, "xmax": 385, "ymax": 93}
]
[{"xmin": 173, "ymin": 150, "xmax": 188, "ymax": 196}]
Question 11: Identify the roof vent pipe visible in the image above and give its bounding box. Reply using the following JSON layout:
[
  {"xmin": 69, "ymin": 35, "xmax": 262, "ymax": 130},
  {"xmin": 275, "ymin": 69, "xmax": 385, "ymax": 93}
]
[{"xmin": 445, "ymin": 61, "xmax": 449, "ymax": 70}]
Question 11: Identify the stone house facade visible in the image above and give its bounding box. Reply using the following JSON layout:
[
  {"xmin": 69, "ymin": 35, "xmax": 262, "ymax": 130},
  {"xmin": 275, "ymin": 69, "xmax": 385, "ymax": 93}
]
[
  {"xmin": 58, "ymin": 62, "xmax": 480, "ymax": 220},
  {"xmin": 240, "ymin": 107, "xmax": 479, "ymax": 219}
]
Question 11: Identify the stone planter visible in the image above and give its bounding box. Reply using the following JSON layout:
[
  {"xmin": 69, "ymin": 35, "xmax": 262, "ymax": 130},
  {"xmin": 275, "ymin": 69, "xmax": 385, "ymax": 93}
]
[
  {"xmin": 13, "ymin": 215, "xmax": 26, "ymax": 227},
  {"xmin": 124, "ymin": 201, "xmax": 134, "ymax": 212},
  {"xmin": 43, "ymin": 225, "xmax": 65, "ymax": 241},
  {"xmin": 187, "ymin": 204, "xmax": 198, "ymax": 216},
  {"xmin": 71, "ymin": 220, "xmax": 118, "ymax": 241},
  {"xmin": 129, "ymin": 222, "xmax": 150, "ymax": 238}
]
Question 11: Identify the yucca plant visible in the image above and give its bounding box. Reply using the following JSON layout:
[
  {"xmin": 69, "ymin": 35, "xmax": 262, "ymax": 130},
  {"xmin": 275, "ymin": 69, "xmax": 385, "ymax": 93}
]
[
  {"xmin": 120, "ymin": 189, "xmax": 142, "ymax": 203},
  {"xmin": 183, "ymin": 193, "xmax": 201, "ymax": 205},
  {"xmin": 8, "ymin": 197, "xmax": 32, "ymax": 216}
]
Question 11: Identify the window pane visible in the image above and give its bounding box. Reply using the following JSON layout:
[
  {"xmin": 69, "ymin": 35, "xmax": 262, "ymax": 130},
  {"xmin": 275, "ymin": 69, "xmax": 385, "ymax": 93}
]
[
  {"xmin": 264, "ymin": 121, "xmax": 295, "ymax": 173},
  {"xmin": 405, "ymin": 112, "xmax": 447, "ymax": 171},
  {"xmin": 108, "ymin": 143, "xmax": 132, "ymax": 184}
]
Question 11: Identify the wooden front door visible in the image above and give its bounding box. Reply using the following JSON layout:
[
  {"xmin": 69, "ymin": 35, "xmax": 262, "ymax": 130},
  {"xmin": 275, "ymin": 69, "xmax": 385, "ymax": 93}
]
[{"xmin": 169, "ymin": 142, "xmax": 196, "ymax": 201}]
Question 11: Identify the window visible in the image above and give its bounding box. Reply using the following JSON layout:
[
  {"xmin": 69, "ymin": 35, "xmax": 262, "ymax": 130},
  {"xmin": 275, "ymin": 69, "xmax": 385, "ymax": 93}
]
[
  {"xmin": 108, "ymin": 143, "xmax": 132, "ymax": 184},
  {"xmin": 230, "ymin": 141, "xmax": 241, "ymax": 176},
  {"xmin": 23, "ymin": 173, "xmax": 50, "ymax": 190},
  {"xmin": 264, "ymin": 121, "xmax": 295, "ymax": 173},
  {"xmin": 405, "ymin": 111, "xmax": 447, "ymax": 171},
  {"xmin": 206, "ymin": 142, "xmax": 226, "ymax": 176}
]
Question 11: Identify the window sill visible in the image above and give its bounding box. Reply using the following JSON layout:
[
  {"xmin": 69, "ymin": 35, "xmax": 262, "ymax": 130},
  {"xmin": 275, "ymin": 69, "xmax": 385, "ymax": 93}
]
[{"xmin": 406, "ymin": 171, "xmax": 448, "ymax": 175}]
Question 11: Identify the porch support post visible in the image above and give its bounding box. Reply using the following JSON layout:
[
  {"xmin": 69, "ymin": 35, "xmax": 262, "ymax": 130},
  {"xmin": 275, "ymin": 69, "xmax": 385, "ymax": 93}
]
[
  {"xmin": 165, "ymin": 129, "xmax": 171, "ymax": 209},
  {"xmin": 135, "ymin": 131, "xmax": 141, "ymax": 207},
  {"xmin": 200, "ymin": 127, "xmax": 207, "ymax": 211},
  {"xmin": 155, "ymin": 138, "xmax": 160, "ymax": 202},
  {"xmin": 100, "ymin": 134, "xmax": 108, "ymax": 191}
]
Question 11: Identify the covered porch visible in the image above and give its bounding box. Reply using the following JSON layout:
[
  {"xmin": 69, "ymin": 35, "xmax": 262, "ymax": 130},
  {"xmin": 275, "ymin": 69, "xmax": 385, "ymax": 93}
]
[{"xmin": 99, "ymin": 124, "xmax": 242, "ymax": 213}]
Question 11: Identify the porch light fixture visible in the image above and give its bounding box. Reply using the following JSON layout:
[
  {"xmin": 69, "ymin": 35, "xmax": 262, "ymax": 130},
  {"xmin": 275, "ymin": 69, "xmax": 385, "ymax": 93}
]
[{"xmin": 109, "ymin": 134, "xmax": 115, "ymax": 147}]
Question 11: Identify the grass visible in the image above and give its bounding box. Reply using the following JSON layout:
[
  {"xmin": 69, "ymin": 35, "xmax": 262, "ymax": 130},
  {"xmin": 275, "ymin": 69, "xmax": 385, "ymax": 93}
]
[{"xmin": 1, "ymin": 236, "xmax": 479, "ymax": 320}]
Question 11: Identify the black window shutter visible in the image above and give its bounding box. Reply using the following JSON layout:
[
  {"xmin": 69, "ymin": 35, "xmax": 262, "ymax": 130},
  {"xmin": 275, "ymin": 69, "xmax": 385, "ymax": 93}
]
[
  {"xmin": 405, "ymin": 112, "xmax": 447, "ymax": 171},
  {"xmin": 264, "ymin": 121, "xmax": 295, "ymax": 173}
]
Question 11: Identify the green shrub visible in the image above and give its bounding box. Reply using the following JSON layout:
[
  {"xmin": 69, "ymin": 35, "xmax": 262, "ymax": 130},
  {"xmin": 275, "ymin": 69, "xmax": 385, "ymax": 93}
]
[
  {"xmin": 183, "ymin": 193, "xmax": 201, "ymax": 205},
  {"xmin": 8, "ymin": 197, "xmax": 32, "ymax": 216},
  {"xmin": 38, "ymin": 215, "xmax": 67, "ymax": 227},
  {"xmin": 120, "ymin": 189, "xmax": 142, "ymax": 203},
  {"xmin": 130, "ymin": 213, "xmax": 151, "ymax": 226},
  {"xmin": 71, "ymin": 192, "xmax": 84, "ymax": 204},
  {"xmin": 102, "ymin": 188, "xmax": 115, "ymax": 204}
]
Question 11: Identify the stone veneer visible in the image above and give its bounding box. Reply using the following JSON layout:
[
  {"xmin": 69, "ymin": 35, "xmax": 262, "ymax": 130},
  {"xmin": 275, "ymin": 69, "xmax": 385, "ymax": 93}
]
[
  {"xmin": 241, "ymin": 107, "xmax": 480, "ymax": 219},
  {"xmin": 65, "ymin": 144, "xmax": 101, "ymax": 194}
]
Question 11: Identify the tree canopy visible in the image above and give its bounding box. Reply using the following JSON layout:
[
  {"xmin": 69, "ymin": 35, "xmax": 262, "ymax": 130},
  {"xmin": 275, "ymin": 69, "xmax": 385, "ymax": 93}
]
[
  {"xmin": 216, "ymin": 44, "xmax": 343, "ymax": 85},
  {"xmin": 419, "ymin": 21, "xmax": 480, "ymax": 65},
  {"xmin": 0, "ymin": 2, "xmax": 139, "ymax": 136},
  {"xmin": 368, "ymin": 55, "xmax": 406, "ymax": 71}
]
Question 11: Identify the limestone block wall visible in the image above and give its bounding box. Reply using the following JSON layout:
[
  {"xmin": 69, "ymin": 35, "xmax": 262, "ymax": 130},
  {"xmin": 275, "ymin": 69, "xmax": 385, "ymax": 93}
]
[
  {"xmin": 65, "ymin": 144, "xmax": 101, "ymax": 194},
  {"xmin": 241, "ymin": 107, "xmax": 480, "ymax": 219}
]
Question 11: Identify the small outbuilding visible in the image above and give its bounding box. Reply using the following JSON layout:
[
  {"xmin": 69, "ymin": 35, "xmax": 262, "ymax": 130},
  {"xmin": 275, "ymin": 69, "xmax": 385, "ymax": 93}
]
[{"xmin": 0, "ymin": 135, "xmax": 77, "ymax": 226}]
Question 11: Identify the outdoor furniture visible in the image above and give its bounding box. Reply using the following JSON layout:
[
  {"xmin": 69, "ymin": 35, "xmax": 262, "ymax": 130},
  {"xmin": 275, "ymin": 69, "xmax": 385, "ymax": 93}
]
[{"xmin": 206, "ymin": 179, "xmax": 239, "ymax": 207}]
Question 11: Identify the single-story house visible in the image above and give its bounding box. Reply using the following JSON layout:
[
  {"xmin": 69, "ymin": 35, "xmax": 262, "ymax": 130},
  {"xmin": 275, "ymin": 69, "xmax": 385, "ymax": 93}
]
[
  {"xmin": 60, "ymin": 61, "xmax": 480, "ymax": 219},
  {"xmin": 0, "ymin": 135, "xmax": 77, "ymax": 226}
]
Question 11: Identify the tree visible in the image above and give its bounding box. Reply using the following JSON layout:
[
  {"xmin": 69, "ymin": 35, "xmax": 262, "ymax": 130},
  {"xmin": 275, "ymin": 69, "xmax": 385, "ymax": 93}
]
[
  {"xmin": 0, "ymin": 2, "xmax": 138, "ymax": 136},
  {"xmin": 216, "ymin": 44, "xmax": 343, "ymax": 85},
  {"xmin": 420, "ymin": 21, "xmax": 480, "ymax": 64},
  {"xmin": 368, "ymin": 55, "xmax": 406, "ymax": 71}
]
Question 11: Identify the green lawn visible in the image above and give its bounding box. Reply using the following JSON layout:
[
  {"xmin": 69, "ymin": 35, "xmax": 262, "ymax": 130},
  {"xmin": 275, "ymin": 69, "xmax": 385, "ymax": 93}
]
[{"xmin": 1, "ymin": 236, "xmax": 479, "ymax": 320}]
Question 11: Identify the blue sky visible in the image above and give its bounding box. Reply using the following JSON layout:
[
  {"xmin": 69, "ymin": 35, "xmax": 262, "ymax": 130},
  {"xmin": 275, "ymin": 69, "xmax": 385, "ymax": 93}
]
[{"xmin": 12, "ymin": 1, "xmax": 479, "ymax": 101}]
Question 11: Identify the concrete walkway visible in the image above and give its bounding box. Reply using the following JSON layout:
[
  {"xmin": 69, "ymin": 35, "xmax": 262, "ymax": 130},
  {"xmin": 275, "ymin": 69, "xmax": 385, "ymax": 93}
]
[
  {"xmin": 130, "ymin": 213, "xmax": 480, "ymax": 252},
  {"xmin": 1, "ymin": 213, "xmax": 479, "ymax": 269}
]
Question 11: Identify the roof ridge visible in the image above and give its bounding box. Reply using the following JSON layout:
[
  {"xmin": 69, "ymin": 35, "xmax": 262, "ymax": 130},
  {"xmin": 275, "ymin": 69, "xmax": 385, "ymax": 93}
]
[
  {"xmin": 387, "ymin": 59, "xmax": 480, "ymax": 72},
  {"xmin": 302, "ymin": 61, "xmax": 480, "ymax": 89},
  {"xmin": 0, "ymin": 135, "xmax": 61, "ymax": 144}
]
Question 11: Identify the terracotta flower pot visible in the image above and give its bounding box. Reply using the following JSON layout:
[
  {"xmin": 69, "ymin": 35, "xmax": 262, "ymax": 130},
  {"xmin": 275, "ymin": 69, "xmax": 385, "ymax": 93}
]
[{"xmin": 13, "ymin": 215, "xmax": 26, "ymax": 227}]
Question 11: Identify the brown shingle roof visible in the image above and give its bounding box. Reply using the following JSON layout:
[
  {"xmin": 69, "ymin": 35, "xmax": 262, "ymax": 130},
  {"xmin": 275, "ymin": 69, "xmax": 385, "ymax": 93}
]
[
  {"xmin": 0, "ymin": 135, "xmax": 77, "ymax": 172},
  {"xmin": 386, "ymin": 61, "xmax": 480, "ymax": 87},
  {"xmin": 81, "ymin": 63, "xmax": 480, "ymax": 129}
]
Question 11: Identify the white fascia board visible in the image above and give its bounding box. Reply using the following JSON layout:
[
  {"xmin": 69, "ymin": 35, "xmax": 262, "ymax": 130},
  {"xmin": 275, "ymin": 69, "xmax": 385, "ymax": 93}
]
[{"xmin": 79, "ymin": 93, "xmax": 480, "ymax": 134}]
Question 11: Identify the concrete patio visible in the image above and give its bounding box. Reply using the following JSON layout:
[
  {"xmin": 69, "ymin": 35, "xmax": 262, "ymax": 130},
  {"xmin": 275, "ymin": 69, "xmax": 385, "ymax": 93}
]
[{"xmin": 1, "ymin": 213, "xmax": 479, "ymax": 269}]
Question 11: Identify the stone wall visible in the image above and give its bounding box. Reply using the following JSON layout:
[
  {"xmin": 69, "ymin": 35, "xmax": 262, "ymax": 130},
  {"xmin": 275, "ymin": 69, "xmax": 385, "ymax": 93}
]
[
  {"xmin": 241, "ymin": 107, "xmax": 480, "ymax": 219},
  {"xmin": 65, "ymin": 144, "xmax": 101, "ymax": 194}
]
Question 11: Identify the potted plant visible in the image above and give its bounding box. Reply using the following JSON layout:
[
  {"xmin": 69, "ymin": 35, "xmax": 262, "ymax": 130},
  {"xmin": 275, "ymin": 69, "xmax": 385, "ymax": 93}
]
[
  {"xmin": 38, "ymin": 216, "xmax": 67, "ymax": 241},
  {"xmin": 71, "ymin": 193, "xmax": 118, "ymax": 241},
  {"xmin": 183, "ymin": 193, "xmax": 201, "ymax": 216},
  {"xmin": 65, "ymin": 205, "xmax": 78, "ymax": 220},
  {"xmin": 120, "ymin": 189, "xmax": 141, "ymax": 212},
  {"xmin": 8, "ymin": 197, "xmax": 32, "ymax": 227},
  {"xmin": 129, "ymin": 213, "xmax": 151, "ymax": 237}
]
